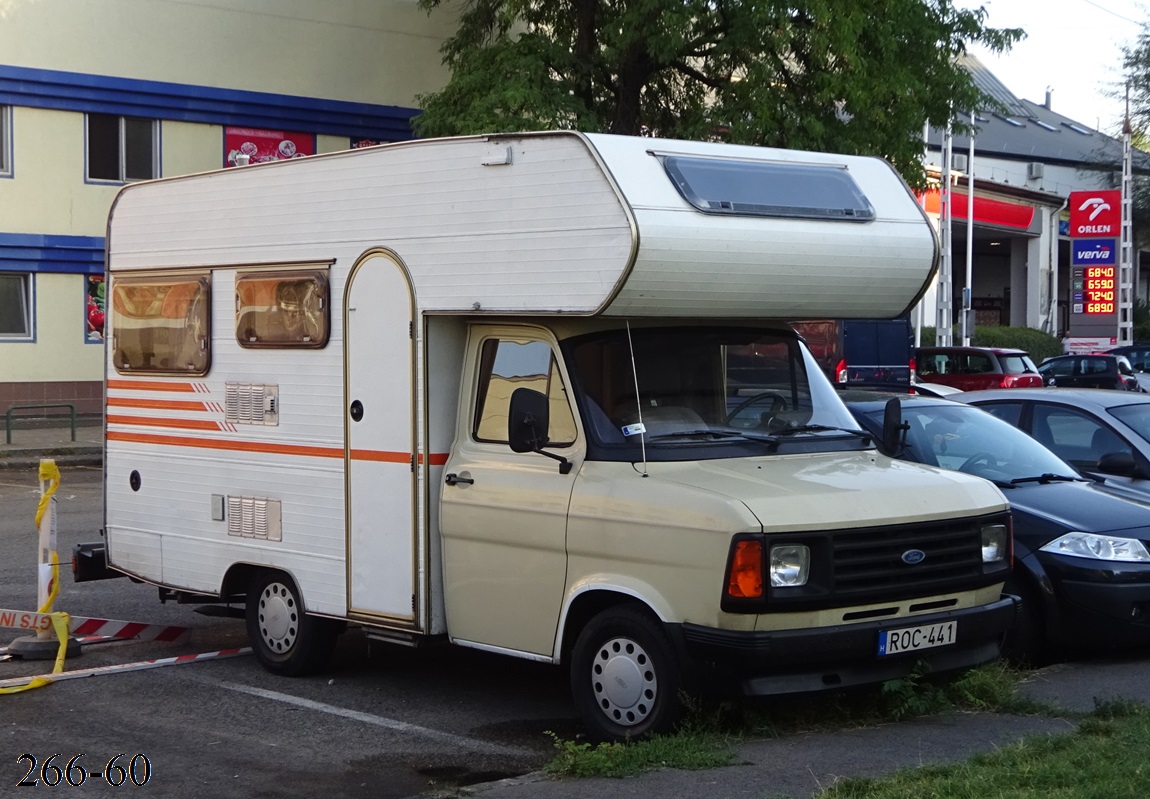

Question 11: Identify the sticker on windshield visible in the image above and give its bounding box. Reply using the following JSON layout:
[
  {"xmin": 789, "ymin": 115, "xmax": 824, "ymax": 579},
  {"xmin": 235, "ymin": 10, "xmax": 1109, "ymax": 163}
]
[{"xmin": 621, "ymin": 423, "xmax": 646, "ymax": 437}]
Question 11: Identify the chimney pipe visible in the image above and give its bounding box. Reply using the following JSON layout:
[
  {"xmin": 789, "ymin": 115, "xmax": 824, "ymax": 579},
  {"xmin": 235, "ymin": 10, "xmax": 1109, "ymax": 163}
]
[{"xmin": 1045, "ymin": 87, "xmax": 1052, "ymax": 110}]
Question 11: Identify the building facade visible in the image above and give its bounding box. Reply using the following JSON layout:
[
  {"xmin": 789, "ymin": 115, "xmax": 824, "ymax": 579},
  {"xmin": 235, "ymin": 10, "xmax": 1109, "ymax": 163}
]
[{"xmin": 0, "ymin": 0, "xmax": 457, "ymax": 413}]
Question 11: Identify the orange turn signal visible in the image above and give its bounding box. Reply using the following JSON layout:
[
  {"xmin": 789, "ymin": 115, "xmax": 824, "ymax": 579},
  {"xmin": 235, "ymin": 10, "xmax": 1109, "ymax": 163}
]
[{"xmin": 727, "ymin": 540, "xmax": 764, "ymax": 599}]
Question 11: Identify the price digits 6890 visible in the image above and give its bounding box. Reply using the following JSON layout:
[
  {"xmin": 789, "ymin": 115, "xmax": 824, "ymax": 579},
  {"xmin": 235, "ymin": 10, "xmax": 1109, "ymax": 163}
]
[{"xmin": 17, "ymin": 753, "xmax": 152, "ymax": 787}]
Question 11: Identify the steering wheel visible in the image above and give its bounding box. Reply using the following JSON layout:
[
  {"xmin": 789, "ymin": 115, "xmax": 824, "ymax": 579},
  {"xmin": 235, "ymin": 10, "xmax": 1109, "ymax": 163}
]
[
  {"xmin": 726, "ymin": 392, "xmax": 786, "ymax": 429},
  {"xmin": 958, "ymin": 451, "xmax": 998, "ymax": 474}
]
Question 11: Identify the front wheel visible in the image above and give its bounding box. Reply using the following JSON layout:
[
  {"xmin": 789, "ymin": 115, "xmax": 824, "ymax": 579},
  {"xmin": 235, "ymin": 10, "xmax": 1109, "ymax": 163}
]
[
  {"xmin": 246, "ymin": 570, "xmax": 339, "ymax": 677},
  {"xmin": 570, "ymin": 606, "xmax": 684, "ymax": 742}
]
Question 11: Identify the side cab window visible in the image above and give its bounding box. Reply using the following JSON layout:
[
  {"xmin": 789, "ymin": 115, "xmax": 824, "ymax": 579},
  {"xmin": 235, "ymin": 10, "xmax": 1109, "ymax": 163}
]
[{"xmin": 473, "ymin": 337, "xmax": 577, "ymax": 447}]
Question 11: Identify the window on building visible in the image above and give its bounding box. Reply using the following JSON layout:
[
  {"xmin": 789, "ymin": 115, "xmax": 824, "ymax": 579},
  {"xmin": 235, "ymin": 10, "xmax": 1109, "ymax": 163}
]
[
  {"xmin": 236, "ymin": 268, "xmax": 330, "ymax": 348},
  {"xmin": 111, "ymin": 273, "xmax": 211, "ymax": 374},
  {"xmin": 0, "ymin": 105, "xmax": 10, "ymax": 176},
  {"xmin": 87, "ymin": 114, "xmax": 157, "ymax": 182},
  {"xmin": 0, "ymin": 272, "xmax": 33, "ymax": 339}
]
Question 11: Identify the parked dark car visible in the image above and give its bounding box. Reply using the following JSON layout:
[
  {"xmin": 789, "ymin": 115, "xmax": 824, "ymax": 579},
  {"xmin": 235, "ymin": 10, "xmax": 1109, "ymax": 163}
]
[
  {"xmin": 961, "ymin": 388, "xmax": 1150, "ymax": 505},
  {"xmin": 1108, "ymin": 345, "xmax": 1150, "ymax": 372},
  {"xmin": 844, "ymin": 391, "xmax": 1150, "ymax": 664},
  {"xmin": 915, "ymin": 346, "xmax": 1043, "ymax": 392},
  {"xmin": 1037, "ymin": 353, "xmax": 1141, "ymax": 392}
]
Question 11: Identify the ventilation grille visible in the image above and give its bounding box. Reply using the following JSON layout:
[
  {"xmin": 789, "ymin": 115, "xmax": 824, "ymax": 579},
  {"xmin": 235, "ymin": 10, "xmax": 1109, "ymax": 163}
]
[
  {"xmin": 226, "ymin": 496, "xmax": 282, "ymax": 541},
  {"xmin": 225, "ymin": 383, "xmax": 279, "ymax": 425}
]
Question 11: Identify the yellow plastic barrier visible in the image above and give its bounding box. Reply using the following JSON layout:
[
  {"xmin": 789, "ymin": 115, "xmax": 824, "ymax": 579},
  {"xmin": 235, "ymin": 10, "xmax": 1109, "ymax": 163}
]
[{"xmin": 0, "ymin": 460, "xmax": 68, "ymax": 694}]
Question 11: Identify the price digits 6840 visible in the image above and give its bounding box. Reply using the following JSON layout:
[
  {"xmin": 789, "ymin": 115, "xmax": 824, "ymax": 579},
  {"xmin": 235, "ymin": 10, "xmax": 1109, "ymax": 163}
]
[{"xmin": 17, "ymin": 753, "xmax": 152, "ymax": 787}]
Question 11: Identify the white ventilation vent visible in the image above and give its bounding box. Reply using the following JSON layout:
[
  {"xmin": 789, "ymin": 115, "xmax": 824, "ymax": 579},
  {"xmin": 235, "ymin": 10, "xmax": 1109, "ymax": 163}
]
[
  {"xmin": 225, "ymin": 383, "xmax": 279, "ymax": 425},
  {"xmin": 226, "ymin": 496, "xmax": 282, "ymax": 541}
]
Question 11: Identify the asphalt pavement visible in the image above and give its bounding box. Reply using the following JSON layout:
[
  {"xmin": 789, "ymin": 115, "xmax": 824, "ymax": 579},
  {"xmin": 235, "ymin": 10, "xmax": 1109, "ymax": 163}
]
[{"xmin": 7, "ymin": 421, "xmax": 1150, "ymax": 799}]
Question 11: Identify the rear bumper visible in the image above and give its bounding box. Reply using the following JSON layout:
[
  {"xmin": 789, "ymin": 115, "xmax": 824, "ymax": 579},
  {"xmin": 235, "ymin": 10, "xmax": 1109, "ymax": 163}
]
[{"xmin": 675, "ymin": 595, "xmax": 1017, "ymax": 696}]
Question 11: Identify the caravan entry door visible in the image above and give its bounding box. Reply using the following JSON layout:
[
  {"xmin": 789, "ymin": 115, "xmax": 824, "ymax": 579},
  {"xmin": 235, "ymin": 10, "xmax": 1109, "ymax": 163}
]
[{"xmin": 345, "ymin": 252, "xmax": 417, "ymax": 624}]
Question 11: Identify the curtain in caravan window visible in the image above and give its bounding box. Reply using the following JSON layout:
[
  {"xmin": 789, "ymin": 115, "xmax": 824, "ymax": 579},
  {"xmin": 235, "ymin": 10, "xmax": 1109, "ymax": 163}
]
[{"xmin": 111, "ymin": 274, "xmax": 211, "ymax": 374}]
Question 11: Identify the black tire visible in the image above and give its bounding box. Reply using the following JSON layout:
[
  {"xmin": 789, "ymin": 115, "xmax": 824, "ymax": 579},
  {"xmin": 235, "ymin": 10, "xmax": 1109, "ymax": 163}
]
[
  {"xmin": 246, "ymin": 570, "xmax": 339, "ymax": 677},
  {"xmin": 570, "ymin": 605, "xmax": 684, "ymax": 742},
  {"xmin": 1002, "ymin": 578, "xmax": 1047, "ymax": 668}
]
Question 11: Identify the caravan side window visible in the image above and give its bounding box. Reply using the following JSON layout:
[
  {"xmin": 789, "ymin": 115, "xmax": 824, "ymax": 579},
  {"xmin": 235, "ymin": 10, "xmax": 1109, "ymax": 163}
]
[
  {"xmin": 473, "ymin": 338, "xmax": 577, "ymax": 446},
  {"xmin": 236, "ymin": 269, "xmax": 329, "ymax": 348},
  {"xmin": 111, "ymin": 274, "xmax": 211, "ymax": 375}
]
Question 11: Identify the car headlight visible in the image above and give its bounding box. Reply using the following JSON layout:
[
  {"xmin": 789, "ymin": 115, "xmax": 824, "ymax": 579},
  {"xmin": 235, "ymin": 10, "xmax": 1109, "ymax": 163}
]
[
  {"xmin": 981, "ymin": 523, "xmax": 1009, "ymax": 563},
  {"xmin": 770, "ymin": 544, "xmax": 810, "ymax": 587},
  {"xmin": 1040, "ymin": 532, "xmax": 1150, "ymax": 562}
]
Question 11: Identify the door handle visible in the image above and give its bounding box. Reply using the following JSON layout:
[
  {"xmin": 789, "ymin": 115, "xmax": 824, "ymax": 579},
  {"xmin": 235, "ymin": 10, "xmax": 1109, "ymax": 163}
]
[{"xmin": 444, "ymin": 473, "xmax": 474, "ymax": 486}]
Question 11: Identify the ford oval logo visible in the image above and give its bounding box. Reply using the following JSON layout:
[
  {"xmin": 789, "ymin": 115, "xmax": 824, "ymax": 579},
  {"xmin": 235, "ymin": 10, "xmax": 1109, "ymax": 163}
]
[{"xmin": 901, "ymin": 549, "xmax": 927, "ymax": 565}]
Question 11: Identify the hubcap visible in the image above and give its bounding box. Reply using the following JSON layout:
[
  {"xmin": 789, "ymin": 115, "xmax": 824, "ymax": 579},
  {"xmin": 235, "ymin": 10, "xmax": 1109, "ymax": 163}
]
[
  {"xmin": 257, "ymin": 582, "xmax": 298, "ymax": 653},
  {"xmin": 591, "ymin": 636, "xmax": 657, "ymax": 727}
]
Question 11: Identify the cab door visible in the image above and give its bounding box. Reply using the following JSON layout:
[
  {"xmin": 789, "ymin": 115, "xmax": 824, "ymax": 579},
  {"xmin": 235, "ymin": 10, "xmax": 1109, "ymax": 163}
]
[{"xmin": 438, "ymin": 325, "xmax": 582, "ymax": 657}]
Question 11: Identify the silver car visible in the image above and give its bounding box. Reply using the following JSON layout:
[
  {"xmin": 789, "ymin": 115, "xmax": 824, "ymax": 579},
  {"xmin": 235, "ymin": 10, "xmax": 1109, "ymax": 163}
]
[{"xmin": 959, "ymin": 387, "xmax": 1150, "ymax": 504}]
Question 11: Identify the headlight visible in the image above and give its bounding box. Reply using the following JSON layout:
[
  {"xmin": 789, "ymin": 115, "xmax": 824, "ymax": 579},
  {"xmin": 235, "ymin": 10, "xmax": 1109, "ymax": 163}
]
[
  {"xmin": 981, "ymin": 523, "xmax": 1009, "ymax": 563},
  {"xmin": 770, "ymin": 544, "xmax": 810, "ymax": 587},
  {"xmin": 1040, "ymin": 532, "xmax": 1150, "ymax": 562}
]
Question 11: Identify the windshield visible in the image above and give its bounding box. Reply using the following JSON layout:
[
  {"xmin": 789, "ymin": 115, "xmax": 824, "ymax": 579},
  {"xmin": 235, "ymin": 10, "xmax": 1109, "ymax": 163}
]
[
  {"xmin": 861, "ymin": 402, "xmax": 1077, "ymax": 482},
  {"xmin": 564, "ymin": 326, "xmax": 865, "ymax": 461},
  {"xmin": 1108, "ymin": 403, "xmax": 1150, "ymax": 444}
]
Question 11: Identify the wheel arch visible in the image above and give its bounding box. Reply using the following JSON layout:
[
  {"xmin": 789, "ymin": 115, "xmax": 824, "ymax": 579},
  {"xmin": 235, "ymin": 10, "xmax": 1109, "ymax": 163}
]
[{"xmin": 557, "ymin": 580, "xmax": 674, "ymax": 664}]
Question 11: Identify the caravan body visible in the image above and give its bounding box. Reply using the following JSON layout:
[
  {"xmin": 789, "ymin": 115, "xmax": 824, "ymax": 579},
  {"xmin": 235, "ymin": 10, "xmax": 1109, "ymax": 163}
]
[{"xmin": 98, "ymin": 132, "xmax": 1014, "ymax": 741}]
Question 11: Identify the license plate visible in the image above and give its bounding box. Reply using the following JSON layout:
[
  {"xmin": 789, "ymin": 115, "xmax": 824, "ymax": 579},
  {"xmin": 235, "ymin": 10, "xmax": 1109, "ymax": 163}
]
[{"xmin": 878, "ymin": 621, "xmax": 956, "ymax": 656}]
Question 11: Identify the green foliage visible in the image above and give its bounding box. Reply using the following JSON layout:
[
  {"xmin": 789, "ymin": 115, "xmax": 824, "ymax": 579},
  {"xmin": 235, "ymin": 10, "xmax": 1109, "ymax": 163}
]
[
  {"xmin": 918, "ymin": 326, "xmax": 1063, "ymax": 362},
  {"xmin": 542, "ymin": 664, "xmax": 1037, "ymax": 778},
  {"xmin": 542, "ymin": 729, "xmax": 734, "ymax": 778},
  {"xmin": 818, "ymin": 702, "xmax": 1150, "ymax": 799},
  {"xmin": 414, "ymin": 0, "xmax": 1022, "ymax": 187}
]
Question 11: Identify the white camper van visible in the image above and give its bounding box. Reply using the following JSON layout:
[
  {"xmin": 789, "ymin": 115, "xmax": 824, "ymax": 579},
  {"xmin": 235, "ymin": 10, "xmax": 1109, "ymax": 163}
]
[{"xmin": 82, "ymin": 132, "xmax": 1015, "ymax": 741}]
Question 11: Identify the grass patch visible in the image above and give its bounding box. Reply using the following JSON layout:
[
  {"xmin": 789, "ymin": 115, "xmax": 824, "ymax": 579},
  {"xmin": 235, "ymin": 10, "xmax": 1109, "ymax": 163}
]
[
  {"xmin": 819, "ymin": 700, "xmax": 1150, "ymax": 799},
  {"xmin": 544, "ymin": 662, "xmax": 1050, "ymax": 778}
]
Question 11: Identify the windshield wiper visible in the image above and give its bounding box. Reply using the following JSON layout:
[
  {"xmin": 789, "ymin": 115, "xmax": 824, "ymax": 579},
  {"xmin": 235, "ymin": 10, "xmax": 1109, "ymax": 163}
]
[
  {"xmin": 646, "ymin": 429, "xmax": 781, "ymax": 449},
  {"xmin": 772, "ymin": 424, "xmax": 873, "ymax": 443},
  {"xmin": 1009, "ymin": 473, "xmax": 1088, "ymax": 485}
]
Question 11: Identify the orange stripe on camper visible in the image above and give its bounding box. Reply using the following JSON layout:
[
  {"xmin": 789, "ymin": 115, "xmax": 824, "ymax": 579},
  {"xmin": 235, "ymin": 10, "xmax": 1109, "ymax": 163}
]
[
  {"xmin": 106, "ymin": 430, "xmax": 449, "ymax": 466},
  {"xmin": 107, "ymin": 414, "xmax": 222, "ymax": 431},
  {"xmin": 107, "ymin": 380, "xmax": 200, "ymax": 393},
  {"xmin": 107, "ymin": 397, "xmax": 211, "ymax": 412}
]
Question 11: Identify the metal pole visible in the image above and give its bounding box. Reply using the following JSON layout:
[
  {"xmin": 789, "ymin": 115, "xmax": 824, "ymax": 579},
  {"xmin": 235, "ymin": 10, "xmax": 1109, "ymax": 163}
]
[
  {"xmin": 963, "ymin": 116, "xmax": 975, "ymax": 346},
  {"xmin": 937, "ymin": 122, "xmax": 954, "ymax": 346},
  {"xmin": 1120, "ymin": 88, "xmax": 1135, "ymax": 346}
]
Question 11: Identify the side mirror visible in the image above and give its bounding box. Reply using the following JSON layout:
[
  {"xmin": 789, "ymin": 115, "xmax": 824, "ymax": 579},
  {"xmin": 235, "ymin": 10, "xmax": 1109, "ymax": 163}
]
[
  {"xmin": 508, "ymin": 387, "xmax": 550, "ymax": 453},
  {"xmin": 1097, "ymin": 451, "xmax": 1144, "ymax": 478},
  {"xmin": 507, "ymin": 387, "xmax": 573, "ymax": 474},
  {"xmin": 881, "ymin": 397, "xmax": 908, "ymax": 454}
]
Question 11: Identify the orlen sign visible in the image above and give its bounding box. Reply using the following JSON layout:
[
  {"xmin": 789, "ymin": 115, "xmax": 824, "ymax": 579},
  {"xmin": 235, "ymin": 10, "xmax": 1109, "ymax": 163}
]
[{"xmin": 1069, "ymin": 190, "xmax": 1121, "ymax": 238}]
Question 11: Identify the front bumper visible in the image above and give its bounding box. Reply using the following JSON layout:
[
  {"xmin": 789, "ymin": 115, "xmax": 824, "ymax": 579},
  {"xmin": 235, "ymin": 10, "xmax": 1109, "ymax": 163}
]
[
  {"xmin": 1033, "ymin": 551, "xmax": 1150, "ymax": 647},
  {"xmin": 675, "ymin": 595, "xmax": 1017, "ymax": 696}
]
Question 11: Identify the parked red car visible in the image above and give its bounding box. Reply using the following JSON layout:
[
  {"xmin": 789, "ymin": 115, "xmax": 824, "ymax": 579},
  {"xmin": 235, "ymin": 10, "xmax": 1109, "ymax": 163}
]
[{"xmin": 915, "ymin": 346, "xmax": 1043, "ymax": 391}]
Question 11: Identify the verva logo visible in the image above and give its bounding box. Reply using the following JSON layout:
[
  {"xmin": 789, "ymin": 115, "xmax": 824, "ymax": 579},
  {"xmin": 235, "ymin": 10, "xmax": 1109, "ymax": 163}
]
[
  {"xmin": 1069, "ymin": 190, "xmax": 1121, "ymax": 238},
  {"xmin": 1072, "ymin": 239, "xmax": 1117, "ymax": 265}
]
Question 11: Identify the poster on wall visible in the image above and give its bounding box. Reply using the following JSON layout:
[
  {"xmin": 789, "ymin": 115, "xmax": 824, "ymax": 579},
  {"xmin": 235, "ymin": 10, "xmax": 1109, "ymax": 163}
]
[
  {"xmin": 225, "ymin": 127, "xmax": 315, "ymax": 167},
  {"xmin": 86, "ymin": 275, "xmax": 105, "ymax": 343}
]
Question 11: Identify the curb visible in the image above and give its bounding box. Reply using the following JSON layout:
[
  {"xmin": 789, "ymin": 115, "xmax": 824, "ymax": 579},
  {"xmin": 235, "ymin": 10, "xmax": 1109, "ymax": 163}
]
[{"xmin": 0, "ymin": 451, "xmax": 103, "ymax": 470}]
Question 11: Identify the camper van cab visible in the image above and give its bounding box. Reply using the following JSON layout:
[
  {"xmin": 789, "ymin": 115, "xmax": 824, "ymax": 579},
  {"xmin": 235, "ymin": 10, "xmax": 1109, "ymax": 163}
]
[{"xmin": 86, "ymin": 132, "xmax": 1015, "ymax": 741}]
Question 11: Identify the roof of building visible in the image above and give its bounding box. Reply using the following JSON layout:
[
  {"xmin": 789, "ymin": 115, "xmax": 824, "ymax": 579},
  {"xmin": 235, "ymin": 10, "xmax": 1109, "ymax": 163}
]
[{"xmin": 927, "ymin": 54, "xmax": 1150, "ymax": 173}]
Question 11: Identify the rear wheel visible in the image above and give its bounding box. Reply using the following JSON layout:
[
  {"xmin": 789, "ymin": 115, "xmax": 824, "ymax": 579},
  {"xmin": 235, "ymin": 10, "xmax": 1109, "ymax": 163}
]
[
  {"xmin": 570, "ymin": 606, "xmax": 684, "ymax": 741},
  {"xmin": 246, "ymin": 570, "xmax": 339, "ymax": 676}
]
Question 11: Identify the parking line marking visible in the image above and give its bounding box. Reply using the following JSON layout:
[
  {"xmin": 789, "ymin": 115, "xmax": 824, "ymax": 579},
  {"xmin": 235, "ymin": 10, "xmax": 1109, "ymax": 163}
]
[{"xmin": 216, "ymin": 681, "xmax": 533, "ymax": 757}]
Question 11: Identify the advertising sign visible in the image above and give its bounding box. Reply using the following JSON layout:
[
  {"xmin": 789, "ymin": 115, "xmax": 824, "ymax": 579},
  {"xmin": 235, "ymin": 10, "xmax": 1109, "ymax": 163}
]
[
  {"xmin": 1071, "ymin": 238, "xmax": 1117, "ymax": 266},
  {"xmin": 1068, "ymin": 190, "xmax": 1121, "ymax": 238},
  {"xmin": 225, "ymin": 127, "xmax": 315, "ymax": 167}
]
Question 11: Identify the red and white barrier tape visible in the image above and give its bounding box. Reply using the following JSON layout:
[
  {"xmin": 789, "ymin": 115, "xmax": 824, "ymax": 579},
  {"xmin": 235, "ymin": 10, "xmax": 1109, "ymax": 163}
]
[
  {"xmin": 0, "ymin": 647, "xmax": 252, "ymax": 689},
  {"xmin": 0, "ymin": 608, "xmax": 189, "ymax": 643}
]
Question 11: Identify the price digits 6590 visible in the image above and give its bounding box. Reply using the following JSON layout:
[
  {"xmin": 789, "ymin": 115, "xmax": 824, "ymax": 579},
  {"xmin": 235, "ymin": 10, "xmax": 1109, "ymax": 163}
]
[{"xmin": 17, "ymin": 753, "xmax": 152, "ymax": 787}]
